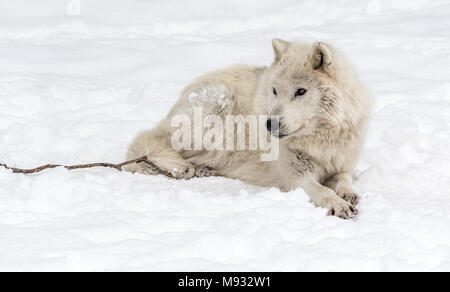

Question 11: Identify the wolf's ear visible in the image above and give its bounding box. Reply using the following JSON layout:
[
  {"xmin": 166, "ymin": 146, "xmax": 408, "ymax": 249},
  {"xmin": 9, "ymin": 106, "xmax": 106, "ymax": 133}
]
[
  {"xmin": 311, "ymin": 42, "xmax": 335, "ymax": 76},
  {"xmin": 272, "ymin": 38, "xmax": 289, "ymax": 63}
]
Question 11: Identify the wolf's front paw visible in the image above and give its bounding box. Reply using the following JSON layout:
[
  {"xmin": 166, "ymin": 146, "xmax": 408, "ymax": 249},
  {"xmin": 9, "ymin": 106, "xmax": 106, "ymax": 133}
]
[
  {"xmin": 338, "ymin": 192, "xmax": 360, "ymax": 206},
  {"xmin": 196, "ymin": 166, "xmax": 219, "ymax": 178},
  {"xmin": 327, "ymin": 198, "xmax": 358, "ymax": 219}
]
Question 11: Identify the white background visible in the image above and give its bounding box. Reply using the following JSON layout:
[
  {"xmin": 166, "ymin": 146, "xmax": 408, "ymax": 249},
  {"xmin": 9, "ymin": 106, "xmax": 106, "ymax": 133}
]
[{"xmin": 0, "ymin": 0, "xmax": 449, "ymax": 271}]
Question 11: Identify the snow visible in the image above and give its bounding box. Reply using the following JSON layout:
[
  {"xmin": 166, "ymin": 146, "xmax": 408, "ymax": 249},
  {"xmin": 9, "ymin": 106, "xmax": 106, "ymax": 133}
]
[{"xmin": 1, "ymin": 0, "xmax": 450, "ymax": 271}]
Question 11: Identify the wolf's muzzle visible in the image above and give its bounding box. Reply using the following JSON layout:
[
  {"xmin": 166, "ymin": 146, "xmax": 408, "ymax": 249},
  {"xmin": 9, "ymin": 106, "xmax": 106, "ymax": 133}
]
[
  {"xmin": 266, "ymin": 119, "xmax": 273, "ymax": 132},
  {"xmin": 266, "ymin": 119, "xmax": 286, "ymax": 138}
]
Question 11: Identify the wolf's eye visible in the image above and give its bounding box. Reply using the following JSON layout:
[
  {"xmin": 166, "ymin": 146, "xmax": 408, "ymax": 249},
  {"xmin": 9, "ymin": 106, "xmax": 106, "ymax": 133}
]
[
  {"xmin": 295, "ymin": 88, "xmax": 307, "ymax": 97},
  {"xmin": 273, "ymin": 87, "xmax": 277, "ymax": 96}
]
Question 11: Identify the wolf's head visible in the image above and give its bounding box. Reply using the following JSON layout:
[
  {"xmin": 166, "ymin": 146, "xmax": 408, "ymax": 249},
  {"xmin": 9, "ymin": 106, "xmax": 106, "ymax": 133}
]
[{"xmin": 263, "ymin": 39, "xmax": 359, "ymax": 139}]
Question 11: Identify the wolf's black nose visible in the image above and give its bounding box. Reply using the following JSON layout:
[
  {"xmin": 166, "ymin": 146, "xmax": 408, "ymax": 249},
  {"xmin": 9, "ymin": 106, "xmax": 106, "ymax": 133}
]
[{"xmin": 266, "ymin": 119, "xmax": 272, "ymax": 132}]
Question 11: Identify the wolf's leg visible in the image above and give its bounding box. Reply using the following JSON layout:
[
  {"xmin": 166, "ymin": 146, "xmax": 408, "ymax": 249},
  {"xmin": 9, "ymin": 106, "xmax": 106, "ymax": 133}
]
[
  {"xmin": 324, "ymin": 173, "xmax": 360, "ymax": 205},
  {"xmin": 302, "ymin": 179, "xmax": 358, "ymax": 219},
  {"xmin": 195, "ymin": 166, "xmax": 220, "ymax": 178},
  {"xmin": 286, "ymin": 152, "xmax": 358, "ymax": 219},
  {"xmin": 126, "ymin": 127, "xmax": 196, "ymax": 179},
  {"xmin": 127, "ymin": 81, "xmax": 236, "ymax": 179},
  {"xmin": 180, "ymin": 82, "xmax": 236, "ymax": 172}
]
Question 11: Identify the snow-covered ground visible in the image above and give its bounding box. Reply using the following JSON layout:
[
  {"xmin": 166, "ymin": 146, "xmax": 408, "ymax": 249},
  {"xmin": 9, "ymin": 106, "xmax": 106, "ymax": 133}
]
[{"xmin": 1, "ymin": 0, "xmax": 450, "ymax": 271}]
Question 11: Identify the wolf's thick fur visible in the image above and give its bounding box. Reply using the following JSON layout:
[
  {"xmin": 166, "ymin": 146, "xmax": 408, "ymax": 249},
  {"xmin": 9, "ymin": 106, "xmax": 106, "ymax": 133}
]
[{"xmin": 126, "ymin": 39, "xmax": 372, "ymax": 219}]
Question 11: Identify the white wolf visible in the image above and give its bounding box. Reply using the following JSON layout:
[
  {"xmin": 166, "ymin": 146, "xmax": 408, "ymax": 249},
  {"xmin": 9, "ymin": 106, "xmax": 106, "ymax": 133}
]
[{"xmin": 126, "ymin": 39, "xmax": 372, "ymax": 219}]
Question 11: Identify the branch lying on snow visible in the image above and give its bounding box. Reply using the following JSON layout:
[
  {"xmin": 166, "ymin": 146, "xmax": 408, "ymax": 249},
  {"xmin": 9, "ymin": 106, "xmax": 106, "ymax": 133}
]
[{"xmin": 0, "ymin": 156, "xmax": 174, "ymax": 178}]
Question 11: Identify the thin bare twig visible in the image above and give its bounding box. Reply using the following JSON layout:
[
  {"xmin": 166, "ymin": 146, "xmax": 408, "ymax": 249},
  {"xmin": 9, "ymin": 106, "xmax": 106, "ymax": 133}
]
[{"xmin": 0, "ymin": 156, "xmax": 174, "ymax": 178}]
